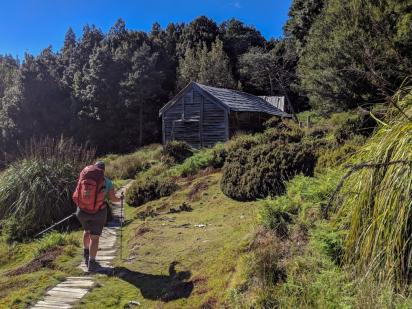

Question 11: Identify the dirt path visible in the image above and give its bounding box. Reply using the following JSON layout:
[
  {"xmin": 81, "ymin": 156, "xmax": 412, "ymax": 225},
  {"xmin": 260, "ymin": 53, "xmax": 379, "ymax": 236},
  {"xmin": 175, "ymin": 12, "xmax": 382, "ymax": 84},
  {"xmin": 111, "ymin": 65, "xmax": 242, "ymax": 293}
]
[{"xmin": 30, "ymin": 184, "xmax": 131, "ymax": 309}]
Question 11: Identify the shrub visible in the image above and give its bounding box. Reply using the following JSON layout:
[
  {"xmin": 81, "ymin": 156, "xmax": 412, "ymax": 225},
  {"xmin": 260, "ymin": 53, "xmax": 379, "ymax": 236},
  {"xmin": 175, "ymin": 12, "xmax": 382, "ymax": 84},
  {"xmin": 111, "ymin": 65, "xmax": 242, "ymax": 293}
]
[
  {"xmin": 259, "ymin": 200, "xmax": 294, "ymax": 238},
  {"xmin": 263, "ymin": 116, "xmax": 282, "ymax": 129},
  {"xmin": 259, "ymin": 170, "xmax": 343, "ymax": 231},
  {"xmin": 246, "ymin": 229, "xmax": 287, "ymax": 287},
  {"xmin": 0, "ymin": 137, "xmax": 95, "ymax": 241},
  {"xmin": 104, "ymin": 145, "xmax": 162, "ymax": 180},
  {"xmin": 315, "ymin": 136, "xmax": 365, "ymax": 175},
  {"xmin": 126, "ymin": 176, "xmax": 178, "ymax": 207},
  {"xmin": 162, "ymin": 141, "xmax": 193, "ymax": 164},
  {"xmin": 168, "ymin": 143, "xmax": 227, "ymax": 177},
  {"xmin": 221, "ymin": 141, "xmax": 316, "ymax": 201},
  {"xmin": 329, "ymin": 112, "xmax": 375, "ymax": 144}
]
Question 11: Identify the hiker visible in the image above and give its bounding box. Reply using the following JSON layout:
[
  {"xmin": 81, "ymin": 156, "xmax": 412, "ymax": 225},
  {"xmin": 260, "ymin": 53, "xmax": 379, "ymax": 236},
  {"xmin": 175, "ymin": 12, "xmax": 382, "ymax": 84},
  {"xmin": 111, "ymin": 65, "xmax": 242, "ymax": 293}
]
[{"xmin": 72, "ymin": 161, "xmax": 122, "ymax": 272}]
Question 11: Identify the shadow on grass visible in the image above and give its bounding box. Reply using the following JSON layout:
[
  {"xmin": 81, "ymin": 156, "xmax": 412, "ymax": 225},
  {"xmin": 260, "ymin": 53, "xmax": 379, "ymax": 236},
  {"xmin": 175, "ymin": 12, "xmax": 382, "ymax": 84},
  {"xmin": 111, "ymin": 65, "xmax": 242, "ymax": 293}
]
[{"xmin": 97, "ymin": 261, "xmax": 194, "ymax": 302}]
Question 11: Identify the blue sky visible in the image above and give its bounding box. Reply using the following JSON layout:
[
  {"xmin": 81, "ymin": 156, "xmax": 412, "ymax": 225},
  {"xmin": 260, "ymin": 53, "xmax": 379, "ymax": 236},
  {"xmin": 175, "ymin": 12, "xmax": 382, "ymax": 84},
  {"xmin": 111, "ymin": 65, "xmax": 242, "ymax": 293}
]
[{"xmin": 0, "ymin": 0, "xmax": 292, "ymax": 59}]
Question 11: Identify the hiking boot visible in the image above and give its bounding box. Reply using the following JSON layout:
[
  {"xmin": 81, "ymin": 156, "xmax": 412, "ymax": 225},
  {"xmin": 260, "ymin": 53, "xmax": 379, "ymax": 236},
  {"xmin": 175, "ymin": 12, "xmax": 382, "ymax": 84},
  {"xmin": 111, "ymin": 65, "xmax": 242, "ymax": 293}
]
[
  {"xmin": 88, "ymin": 259, "xmax": 101, "ymax": 273},
  {"xmin": 83, "ymin": 248, "xmax": 89, "ymax": 266}
]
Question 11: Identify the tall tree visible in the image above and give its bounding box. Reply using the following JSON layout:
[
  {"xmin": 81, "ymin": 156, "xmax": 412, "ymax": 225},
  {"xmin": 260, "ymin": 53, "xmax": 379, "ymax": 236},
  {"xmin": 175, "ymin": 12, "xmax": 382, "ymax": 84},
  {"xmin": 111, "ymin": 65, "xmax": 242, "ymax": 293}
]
[
  {"xmin": 284, "ymin": 0, "xmax": 325, "ymax": 54},
  {"xmin": 219, "ymin": 18, "xmax": 266, "ymax": 74},
  {"xmin": 0, "ymin": 56, "xmax": 21, "ymax": 165},
  {"xmin": 239, "ymin": 41, "xmax": 299, "ymax": 114},
  {"xmin": 177, "ymin": 47, "xmax": 201, "ymax": 88},
  {"xmin": 198, "ymin": 39, "xmax": 236, "ymax": 88},
  {"xmin": 17, "ymin": 48, "xmax": 72, "ymax": 140},
  {"xmin": 121, "ymin": 43, "xmax": 165, "ymax": 147},
  {"xmin": 178, "ymin": 39, "xmax": 235, "ymax": 89},
  {"xmin": 298, "ymin": 0, "xmax": 412, "ymax": 110},
  {"xmin": 176, "ymin": 16, "xmax": 219, "ymax": 57}
]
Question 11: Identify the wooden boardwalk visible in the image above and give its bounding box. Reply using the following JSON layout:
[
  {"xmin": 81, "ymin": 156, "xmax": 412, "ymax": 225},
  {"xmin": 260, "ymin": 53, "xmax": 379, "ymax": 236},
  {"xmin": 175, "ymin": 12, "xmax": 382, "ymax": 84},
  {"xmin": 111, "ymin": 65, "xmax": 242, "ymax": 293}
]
[{"xmin": 31, "ymin": 185, "xmax": 129, "ymax": 309}]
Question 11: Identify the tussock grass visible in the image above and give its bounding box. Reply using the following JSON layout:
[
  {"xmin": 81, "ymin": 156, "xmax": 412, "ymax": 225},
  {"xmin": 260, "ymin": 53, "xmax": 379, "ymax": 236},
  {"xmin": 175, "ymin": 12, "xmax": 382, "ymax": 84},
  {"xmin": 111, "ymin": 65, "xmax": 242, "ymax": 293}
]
[
  {"xmin": 338, "ymin": 94, "xmax": 412, "ymax": 286},
  {"xmin": 0, "ymin": 137, "xmax": 94, "ymax": 241}
]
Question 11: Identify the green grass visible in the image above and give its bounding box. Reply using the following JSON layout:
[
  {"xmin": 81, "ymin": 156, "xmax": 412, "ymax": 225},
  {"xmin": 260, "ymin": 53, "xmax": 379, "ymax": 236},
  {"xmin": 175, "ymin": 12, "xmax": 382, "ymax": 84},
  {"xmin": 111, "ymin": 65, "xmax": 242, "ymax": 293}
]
[
  {"xmin": 239, "ymin": 165, "xmax": 412, "ymax": 308},
  {"xmin": 0, "ymin": 230, "xmax": 83, "ymax": 308},
  {"xmin": 78, "ymin": 172, "xmax": 258, "ymax": 308},
  {"xmin": 166, "ymin": 143, "xmax": 226, "ymax": 178},
  {"xmin": 103, "ymin": 144, "xmax": 163, "ymax": 180}
]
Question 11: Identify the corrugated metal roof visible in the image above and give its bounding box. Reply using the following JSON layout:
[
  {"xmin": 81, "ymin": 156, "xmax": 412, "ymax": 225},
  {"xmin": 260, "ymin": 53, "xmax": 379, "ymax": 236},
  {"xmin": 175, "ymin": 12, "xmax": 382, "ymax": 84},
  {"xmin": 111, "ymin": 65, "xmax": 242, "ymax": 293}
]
[{"xmin": 195, "ymin": 83, "xmax": 290, "ymax": 117}]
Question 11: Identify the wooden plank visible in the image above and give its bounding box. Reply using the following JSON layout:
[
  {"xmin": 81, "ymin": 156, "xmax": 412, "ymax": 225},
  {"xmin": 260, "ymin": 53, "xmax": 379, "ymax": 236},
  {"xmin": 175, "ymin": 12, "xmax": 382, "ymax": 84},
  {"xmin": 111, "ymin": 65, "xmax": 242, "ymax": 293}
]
[
  {"xmin": 46, "ymin": 291, "xmax": 86, "ymax": 299},
  {"xmin": 57, "ymin": 280, "xmax": 94, "ymax": 285},
  {"xmin": 36, "ymin": 301, "xmax": 72, "ymax": 307},
  {"xmin": 33, "ymin": 304, "xmax": 73, "ymax": 307},
  {"xmin": 66, "ymin": 277, "xmax": 93, "ymax": 280},
  {"xmin": 52, "ymin": 287, "xmax": 89, "ymax": 293},
  {"xmin": 37, "ymin": 297, "xmax": 78, "ymax": 303}
]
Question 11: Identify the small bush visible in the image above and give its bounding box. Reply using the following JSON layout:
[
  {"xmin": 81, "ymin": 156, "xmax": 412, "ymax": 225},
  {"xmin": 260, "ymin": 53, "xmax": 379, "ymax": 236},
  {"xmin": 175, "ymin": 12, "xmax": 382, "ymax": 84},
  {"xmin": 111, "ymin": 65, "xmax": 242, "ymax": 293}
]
[
  {"xmin": 258, "ymin": 170, "xmax": 343, "ymax": 232},
  {"xmin": 315, "ymin": 136, "xmax": 365, "ymax": 175},
  {"xmin": 104, "ymin": 145, "xmax": 162, "ymax": 180},
  {"xmin": 329, "ymin": 112, "xmax": 375, "ymax": 144},
  {"xmin": 162, "ymin": 141, "xmax": 193, "ymax": 164},
  {"xmin": 168, "ymin": 144, "xmax": 227, "ymax": 177},
  {"xmin": 246, "ymin": 229, "xmax": 287, "ymax": 287},
  {"xmin": 263, "ymin": 116, "xmax": 282, "ymax": 129},
  {"xmin": 259, "ymin": 199, "xmax": 295, "ymax": 238},
  {"xmin": 105, "ymin": 154, "xmax": 146, "ymax": 179},
  {"xmin": 263, "ymin": 126, "xmax": 304, "ymax": 143},
  {"xmin": 221, "ymin": 141, "xmax": 316, "ymax": 201},
  {"xmin": 126, "ymin": 176, "xmax": 178, "ymax": 207}
]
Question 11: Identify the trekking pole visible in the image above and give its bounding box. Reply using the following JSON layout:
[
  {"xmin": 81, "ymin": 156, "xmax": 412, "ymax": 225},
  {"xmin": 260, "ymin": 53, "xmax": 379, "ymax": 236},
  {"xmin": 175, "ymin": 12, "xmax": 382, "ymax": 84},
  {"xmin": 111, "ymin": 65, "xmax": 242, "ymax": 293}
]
[
  {"xmin": 120, "ymin": 191, "xmax": 124, "ymax": 261},
  {"xmin": 34, "ymin": 213, "xmax": 76, "ymax": 238}
]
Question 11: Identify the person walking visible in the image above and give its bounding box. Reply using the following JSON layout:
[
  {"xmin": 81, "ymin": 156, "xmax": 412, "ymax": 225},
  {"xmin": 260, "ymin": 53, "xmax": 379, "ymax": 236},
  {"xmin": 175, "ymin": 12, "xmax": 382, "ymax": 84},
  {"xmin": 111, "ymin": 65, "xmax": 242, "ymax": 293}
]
[{"xmin": 72, "ymin": 161, "xmax": 121, "ymax": 272}]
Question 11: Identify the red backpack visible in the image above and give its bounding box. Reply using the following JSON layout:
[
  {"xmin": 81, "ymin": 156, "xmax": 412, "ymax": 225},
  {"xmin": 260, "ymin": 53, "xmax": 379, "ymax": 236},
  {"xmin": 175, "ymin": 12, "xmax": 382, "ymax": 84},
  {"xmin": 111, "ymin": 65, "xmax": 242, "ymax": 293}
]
[{"xmin": 73, "ymin": 165, "xmax": 106, "ymax": 213}]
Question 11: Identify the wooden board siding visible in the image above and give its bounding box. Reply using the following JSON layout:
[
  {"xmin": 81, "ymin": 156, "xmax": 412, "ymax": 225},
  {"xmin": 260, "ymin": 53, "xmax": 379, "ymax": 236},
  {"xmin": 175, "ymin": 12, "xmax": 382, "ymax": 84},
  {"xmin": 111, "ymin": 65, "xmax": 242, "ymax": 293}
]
[
  {"xmin": 163, "ymin": 96, "xmax": 184, "ymax": 144},
  {"xmin": 201, "ymin": 96, "xmax": 227, "ymax": 147},
  {"xmin": 184, "ymin": 89, "xmax": 201, "ymax": 119},
  {"xmin": 162, "ymin": 87, "xmax": 228, "ymax": 148},
  {"xmin": 173, "ymin": 120, "xmax": 201, "ymax": 148}
]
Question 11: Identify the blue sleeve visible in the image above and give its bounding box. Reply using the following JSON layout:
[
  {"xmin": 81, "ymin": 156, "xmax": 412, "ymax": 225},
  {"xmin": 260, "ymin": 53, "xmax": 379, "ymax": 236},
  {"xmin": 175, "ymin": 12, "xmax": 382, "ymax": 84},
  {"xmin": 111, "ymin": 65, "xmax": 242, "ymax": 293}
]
[{"xmin": 104, "ymin": 177, "xmax": 113, "ymax": 193}]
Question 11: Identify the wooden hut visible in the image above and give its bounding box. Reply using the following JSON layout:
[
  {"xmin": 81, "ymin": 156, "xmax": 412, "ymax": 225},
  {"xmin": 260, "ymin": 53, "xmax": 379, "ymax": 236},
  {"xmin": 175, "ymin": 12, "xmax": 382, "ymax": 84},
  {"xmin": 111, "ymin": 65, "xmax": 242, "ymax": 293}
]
[{"xmin": 159, "ymin": 82, "xmax": 291, "ymax": 148}]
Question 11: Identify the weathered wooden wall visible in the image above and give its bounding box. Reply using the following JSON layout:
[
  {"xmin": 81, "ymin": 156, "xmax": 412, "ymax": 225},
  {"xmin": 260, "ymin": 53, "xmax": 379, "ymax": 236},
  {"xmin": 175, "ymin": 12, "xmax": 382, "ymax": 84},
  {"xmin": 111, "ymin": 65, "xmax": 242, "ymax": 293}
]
[{"xmin": 162, "ymin": 87, "xmax": 227, "ymax": 148}]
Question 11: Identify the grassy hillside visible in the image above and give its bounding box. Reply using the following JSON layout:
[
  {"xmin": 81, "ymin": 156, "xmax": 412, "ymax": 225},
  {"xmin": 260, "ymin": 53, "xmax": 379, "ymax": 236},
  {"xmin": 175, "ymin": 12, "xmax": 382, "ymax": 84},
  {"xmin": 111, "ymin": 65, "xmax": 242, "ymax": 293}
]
[
  {"xmin": 0, "ymin": 231, "xmax": 84, "ymax": 308},
  {"xmin": 78, "ymin": 172, "xmax": 257, "ymax": 308}
]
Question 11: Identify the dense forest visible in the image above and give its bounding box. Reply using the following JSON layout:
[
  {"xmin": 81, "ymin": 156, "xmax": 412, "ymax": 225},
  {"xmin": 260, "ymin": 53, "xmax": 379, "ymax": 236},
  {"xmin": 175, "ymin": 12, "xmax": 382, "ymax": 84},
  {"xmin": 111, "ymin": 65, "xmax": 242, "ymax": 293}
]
[{"xmin": 1, "ymin": 0, "xmax": 410, "ymax": 165}]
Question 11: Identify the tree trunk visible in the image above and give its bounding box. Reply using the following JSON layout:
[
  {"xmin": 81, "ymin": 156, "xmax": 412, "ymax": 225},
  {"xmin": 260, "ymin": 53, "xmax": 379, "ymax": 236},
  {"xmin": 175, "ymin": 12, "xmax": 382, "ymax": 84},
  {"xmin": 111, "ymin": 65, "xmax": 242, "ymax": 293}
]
[
  {"xmin": 267, "ymin": 69, "xmax": 274, "ymax": 96},
  {"xmin": 139, "ymin": 101, "xmax": 143, "ymax": 146}
]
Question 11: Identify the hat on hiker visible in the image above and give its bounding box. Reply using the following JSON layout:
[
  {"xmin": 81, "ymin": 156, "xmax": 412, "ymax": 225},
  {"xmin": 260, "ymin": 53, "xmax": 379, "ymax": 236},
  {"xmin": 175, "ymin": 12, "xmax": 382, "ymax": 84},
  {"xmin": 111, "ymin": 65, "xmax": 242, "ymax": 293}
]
[{"xmin": 94, "ymin": 161, "xmax": 105, "ymax": 170}]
